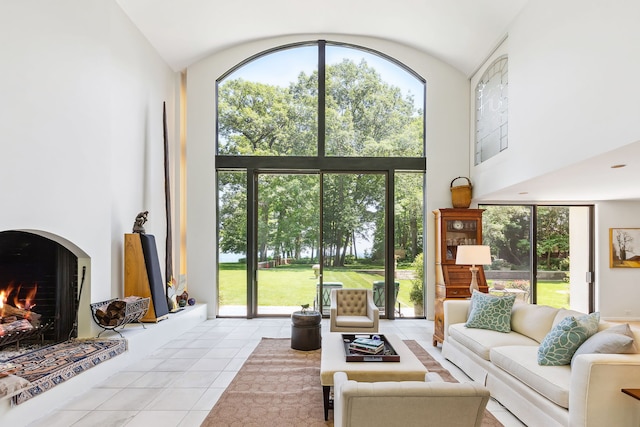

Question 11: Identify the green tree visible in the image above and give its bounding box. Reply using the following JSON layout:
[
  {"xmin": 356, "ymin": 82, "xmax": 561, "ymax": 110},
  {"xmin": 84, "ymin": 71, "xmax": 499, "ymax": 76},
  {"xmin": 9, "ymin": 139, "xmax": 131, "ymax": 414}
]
[
  {"xmin": 217, "ymin": 58, "xmax": 422, "ymax": 264},
  {"xmin": 536, "ymin": 207, "xmax": 569, "ymax": 270}
]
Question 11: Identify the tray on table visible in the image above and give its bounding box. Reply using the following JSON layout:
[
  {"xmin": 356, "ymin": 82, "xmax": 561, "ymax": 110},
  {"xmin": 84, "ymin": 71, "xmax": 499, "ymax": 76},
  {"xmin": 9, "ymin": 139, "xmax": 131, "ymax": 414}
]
[{"xmin": 341, "ymin": 334, "xmax": 400, "ymax": 362}]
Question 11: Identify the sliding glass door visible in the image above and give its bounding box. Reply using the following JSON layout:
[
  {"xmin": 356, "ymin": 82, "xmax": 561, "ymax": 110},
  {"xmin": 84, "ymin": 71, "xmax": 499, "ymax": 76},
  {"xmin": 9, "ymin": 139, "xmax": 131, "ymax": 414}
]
[
  {"xmin": 480, "ymin": 204, "xmax": 594, "ymax": 310},
  {"xmin": 255, "ymin": 173, "xmax": 319, "ymax": 315}
]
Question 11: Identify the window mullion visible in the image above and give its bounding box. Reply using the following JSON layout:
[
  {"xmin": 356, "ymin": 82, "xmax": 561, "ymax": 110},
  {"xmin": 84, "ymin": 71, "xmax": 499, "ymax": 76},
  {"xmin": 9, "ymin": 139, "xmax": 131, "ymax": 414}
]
[{"xmin": 318, "ymin": 40, "xmax": 326, "ymax": 158}]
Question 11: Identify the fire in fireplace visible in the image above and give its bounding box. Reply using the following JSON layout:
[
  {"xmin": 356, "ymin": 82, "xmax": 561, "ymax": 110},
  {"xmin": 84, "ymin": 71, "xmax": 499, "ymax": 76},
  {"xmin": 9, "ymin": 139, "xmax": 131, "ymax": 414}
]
[{"xmin": 0, "ymin": 230, "xmax": 78, "ymax": 345}]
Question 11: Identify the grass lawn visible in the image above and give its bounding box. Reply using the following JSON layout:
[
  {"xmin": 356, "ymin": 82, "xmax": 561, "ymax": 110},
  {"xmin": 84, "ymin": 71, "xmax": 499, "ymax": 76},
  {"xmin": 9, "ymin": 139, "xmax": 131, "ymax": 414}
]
[
  {"xmin": 536, "ymin": 281, "xmax": 570, "ymax": 308},
  {"xmin": 220, "ymin": 263, "xmax": 571, "ymax": 311},
  {"xmin": 219, "ymin": 263, "xmax": 413, "ymax": 309}
]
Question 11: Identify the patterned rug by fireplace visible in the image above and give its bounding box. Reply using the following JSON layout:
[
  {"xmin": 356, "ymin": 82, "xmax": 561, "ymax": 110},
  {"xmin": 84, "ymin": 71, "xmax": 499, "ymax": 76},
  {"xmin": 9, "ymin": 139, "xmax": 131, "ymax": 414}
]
[{"xmin": 1, "ymin": 339, "xmax": 126, "ymax": 405}]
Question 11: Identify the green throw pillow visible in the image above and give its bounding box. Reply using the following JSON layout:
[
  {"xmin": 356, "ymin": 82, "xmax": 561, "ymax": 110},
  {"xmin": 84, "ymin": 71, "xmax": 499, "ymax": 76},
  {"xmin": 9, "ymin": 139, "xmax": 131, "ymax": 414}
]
[
  {"xmin": 538, "ymin": 316, "xmax": 589, "ymax": 366},
  {"xmin": 465, "ymin": 291, "xmax": 516, "ymax": 333}
]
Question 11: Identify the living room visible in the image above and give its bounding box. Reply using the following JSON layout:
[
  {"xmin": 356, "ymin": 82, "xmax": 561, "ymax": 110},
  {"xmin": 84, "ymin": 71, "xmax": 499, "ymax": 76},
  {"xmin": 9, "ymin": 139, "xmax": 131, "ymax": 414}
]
[{"xmin": 1, "ymin": 1, "xmax": 640, "ymax": 426}]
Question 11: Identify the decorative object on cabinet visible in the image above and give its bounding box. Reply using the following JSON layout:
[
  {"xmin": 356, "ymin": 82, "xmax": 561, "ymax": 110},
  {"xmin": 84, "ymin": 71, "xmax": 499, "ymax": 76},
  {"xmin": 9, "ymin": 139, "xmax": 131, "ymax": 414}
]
[
  {"xmin": 455, "ymin": 245, "xmax": 492, "ymax": 293},
  {"xmin": 449, "ymin": 177, "xmax": 472, "ymax": 208},
  {"xmin": 132, "ymin": 211, "xmax": 148, "ymax": 233},
  {"xmin": 432, "ymin": 208, "xmax": 487, "ymax": 346}
]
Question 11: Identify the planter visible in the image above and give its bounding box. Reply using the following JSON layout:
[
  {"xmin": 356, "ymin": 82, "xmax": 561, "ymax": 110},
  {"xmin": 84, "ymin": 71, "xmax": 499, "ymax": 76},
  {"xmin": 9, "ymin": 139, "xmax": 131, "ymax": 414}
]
[{"xmin": 413, "ymin": 304, "xmax": 424, "ymax": 317}]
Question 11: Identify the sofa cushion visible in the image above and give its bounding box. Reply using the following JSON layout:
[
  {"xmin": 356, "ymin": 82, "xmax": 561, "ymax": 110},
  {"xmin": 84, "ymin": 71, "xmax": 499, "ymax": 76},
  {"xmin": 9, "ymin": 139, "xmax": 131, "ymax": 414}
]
[
  {"xmin": 449, "ymin": 323, "xmax": 539, "ymax": 361},
  {"xmin": 465, "ymin": 291, "xmax": 516, "ymax": 333},
  {"xmin": 490, "ymin": 346, "xmax": 571, "ymax": 409},
  {"xmin": 510, "ymin": 303, "xmax": 559, "ymax": 343},
  {"xmin": 538, "ymin": 316, "xmax": 589, "ymax": 366},
  {"xmin": 571, "ymin": 323, "xmax": 636, "ymax": 366}
]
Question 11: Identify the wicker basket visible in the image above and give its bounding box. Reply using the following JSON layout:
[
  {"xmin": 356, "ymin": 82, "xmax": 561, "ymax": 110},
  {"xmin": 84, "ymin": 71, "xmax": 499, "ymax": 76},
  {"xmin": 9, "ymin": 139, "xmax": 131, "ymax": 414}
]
[{"xmin": 450, "ymin": 177, "xmax": 472, "ymax": 208}]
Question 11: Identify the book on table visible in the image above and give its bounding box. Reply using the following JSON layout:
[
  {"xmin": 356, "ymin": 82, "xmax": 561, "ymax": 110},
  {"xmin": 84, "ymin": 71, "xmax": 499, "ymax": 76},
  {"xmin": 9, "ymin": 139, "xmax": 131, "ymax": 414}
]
[{"xmin": 348, "ymin": 338, "xmax": 384, "ymax": 354}]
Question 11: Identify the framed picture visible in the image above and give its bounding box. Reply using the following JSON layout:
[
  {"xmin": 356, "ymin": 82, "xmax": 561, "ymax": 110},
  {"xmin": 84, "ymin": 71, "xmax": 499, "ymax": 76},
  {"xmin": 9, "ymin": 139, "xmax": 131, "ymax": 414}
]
[{"xmin": 609, "ymin": 228, "xmax": 640, "ymax": 268}]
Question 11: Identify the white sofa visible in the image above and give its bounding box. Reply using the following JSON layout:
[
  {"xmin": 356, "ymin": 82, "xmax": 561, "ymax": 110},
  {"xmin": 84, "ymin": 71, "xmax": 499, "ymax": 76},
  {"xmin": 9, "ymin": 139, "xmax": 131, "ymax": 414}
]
[{"xmin": 442, "ymin": 300, "xmax": 640, "ymax": 427}]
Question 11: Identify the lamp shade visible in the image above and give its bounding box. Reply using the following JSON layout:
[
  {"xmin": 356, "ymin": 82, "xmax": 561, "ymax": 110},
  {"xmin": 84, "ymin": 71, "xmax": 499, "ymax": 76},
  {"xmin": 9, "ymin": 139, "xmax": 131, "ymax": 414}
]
[{"xmin": 455, "ymin": 245, "xmax": 491, "ymax": 266}]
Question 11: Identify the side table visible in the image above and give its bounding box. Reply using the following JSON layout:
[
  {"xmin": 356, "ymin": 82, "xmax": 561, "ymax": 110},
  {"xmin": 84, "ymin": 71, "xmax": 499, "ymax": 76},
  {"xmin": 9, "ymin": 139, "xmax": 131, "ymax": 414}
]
[{"xmin": 291, "ymin": 310, "xmax": 321, "ymax": 350}]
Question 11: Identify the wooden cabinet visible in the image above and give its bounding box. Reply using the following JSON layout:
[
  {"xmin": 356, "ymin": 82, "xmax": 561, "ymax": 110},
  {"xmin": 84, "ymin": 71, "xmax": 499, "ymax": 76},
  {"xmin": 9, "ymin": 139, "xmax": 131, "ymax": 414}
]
[{"xmin": 432, "ymin": 208, "xmax": 487, "ymax": 346}]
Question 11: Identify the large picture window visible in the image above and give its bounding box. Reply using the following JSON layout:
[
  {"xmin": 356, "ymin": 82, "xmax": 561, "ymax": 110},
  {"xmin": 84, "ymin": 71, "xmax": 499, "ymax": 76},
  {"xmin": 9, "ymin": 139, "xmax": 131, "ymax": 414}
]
[{"xmin": 216, "ymin": 41, "xmax": 426, "ymax": 319}]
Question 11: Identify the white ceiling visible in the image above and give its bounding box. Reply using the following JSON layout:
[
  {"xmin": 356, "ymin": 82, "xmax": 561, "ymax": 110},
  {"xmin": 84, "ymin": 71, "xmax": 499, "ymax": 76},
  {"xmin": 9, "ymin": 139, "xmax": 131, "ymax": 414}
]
[
  {"xmin": 115, "ymin": 0, "xmax": 639, "ymax": 203},
  {"xmin": 115, "ymin": 0, "xmax": 529, "ymax": 76},
  {"xmin": 479, "ymin": 141, "xmax": 640, "ymax": 203}
]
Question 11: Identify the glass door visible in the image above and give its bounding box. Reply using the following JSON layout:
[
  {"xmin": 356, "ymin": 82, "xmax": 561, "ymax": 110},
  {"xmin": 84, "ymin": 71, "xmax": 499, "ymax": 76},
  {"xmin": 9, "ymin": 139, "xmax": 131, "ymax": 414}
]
[
  {"xmin": 536, "ymin": 206, "xmax": 592, "ymax": 311},
  {"xmin": 217, "ymin": 171, "xmax": 248, "ymax": 317},
  {"xmin": 321, "ymin": 173, "xmax": 390, "ymax": 315},
  {"xmin": 256, "ymin": 173, "xmax": 320, "ymax": 316},
  {"xmin": 480, "ymin": 204, "xmax": 593, "ymax": 310}
]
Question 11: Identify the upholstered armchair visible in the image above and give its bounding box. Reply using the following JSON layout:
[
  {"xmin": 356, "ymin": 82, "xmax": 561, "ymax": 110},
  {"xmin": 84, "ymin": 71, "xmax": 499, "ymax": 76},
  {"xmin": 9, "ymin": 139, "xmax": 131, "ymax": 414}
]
[
  {"xmin": 329, "ymin": 288, "xmax": 379, "ymax": 332},
  {"xmin": 333, "ymin": 371, "xmax": 490, "ymax": 427}
]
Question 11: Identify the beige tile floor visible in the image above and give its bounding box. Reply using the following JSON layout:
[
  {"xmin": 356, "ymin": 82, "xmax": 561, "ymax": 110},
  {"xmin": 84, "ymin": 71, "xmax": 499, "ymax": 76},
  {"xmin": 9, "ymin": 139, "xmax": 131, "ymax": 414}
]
[{"xmin": 27, "ymin": 318, "xmax": 526, "ymax": 427}]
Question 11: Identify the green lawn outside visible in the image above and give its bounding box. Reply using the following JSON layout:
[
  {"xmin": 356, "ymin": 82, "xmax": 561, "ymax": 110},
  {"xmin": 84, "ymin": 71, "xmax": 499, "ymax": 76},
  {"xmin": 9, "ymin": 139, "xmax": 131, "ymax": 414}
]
[
  {"xmin": 536, "ymin": 281, "xmax": 570, "ymax": 308},
  {"xmin": 219, "ymin": 263, "xmax": 413, "ymax": 309},
  {"xmin": 219, "ymin": 263, "xmax": 570, "ymax": 310}
]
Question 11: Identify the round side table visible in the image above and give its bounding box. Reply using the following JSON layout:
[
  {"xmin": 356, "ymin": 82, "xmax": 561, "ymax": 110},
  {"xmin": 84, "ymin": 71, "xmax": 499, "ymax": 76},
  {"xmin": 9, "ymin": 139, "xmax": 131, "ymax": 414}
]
[{"xmin": 291, "ymin": 310, "xmax": 322, "ymax": 350}]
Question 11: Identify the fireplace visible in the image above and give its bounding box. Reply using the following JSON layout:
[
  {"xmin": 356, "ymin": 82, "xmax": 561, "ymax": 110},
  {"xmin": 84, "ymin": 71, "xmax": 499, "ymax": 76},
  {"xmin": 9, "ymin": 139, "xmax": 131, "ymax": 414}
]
[{"xmin": 0, "ymin": 231, "xmax": 79, "ymax": 345}]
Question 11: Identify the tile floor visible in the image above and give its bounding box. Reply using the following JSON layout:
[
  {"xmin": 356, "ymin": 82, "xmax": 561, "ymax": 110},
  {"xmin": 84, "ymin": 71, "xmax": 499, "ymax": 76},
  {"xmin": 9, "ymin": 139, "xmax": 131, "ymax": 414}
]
[{"xmin": 27, "ymin": 318, "xmax": 526, "ymax": 427}]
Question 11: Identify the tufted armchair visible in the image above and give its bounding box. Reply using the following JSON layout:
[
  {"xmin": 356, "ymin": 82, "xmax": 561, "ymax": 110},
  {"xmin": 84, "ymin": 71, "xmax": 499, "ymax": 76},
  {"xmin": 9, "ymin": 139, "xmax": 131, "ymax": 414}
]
[
  {"xmin": 329, "ymin": 288, "xmax": 379, "ymax": 332},
  {"xmin": 332, "ymin": 371, "xmax": 490, "ymax": 427}
]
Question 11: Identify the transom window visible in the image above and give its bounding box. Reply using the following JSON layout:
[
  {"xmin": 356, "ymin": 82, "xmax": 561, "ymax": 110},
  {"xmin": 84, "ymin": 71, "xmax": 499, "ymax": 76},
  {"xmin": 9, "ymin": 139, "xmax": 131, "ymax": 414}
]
[{"xmin": 217, "ymin": 41, "xmax": 425, "ymax": 158}]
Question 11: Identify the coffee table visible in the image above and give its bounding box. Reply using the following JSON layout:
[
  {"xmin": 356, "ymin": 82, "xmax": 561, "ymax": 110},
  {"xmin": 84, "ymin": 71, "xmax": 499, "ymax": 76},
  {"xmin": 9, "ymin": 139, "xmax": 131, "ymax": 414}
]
[{"xmin": 320, "ymin": 333, "xmax": 428, "ymax": 420}]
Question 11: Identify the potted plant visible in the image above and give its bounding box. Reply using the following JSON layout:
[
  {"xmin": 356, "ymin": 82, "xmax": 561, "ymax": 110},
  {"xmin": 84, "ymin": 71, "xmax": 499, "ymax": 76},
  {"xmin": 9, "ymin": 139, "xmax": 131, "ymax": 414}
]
[{"xmin": 409, "ymin": 253, "xmax": 424, "ymax": 317}]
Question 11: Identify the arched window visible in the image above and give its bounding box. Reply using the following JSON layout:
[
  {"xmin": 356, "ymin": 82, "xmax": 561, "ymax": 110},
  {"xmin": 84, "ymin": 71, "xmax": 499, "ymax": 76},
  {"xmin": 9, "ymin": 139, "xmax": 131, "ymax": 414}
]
[
  {"xmin": 215, "ymin": 41, "xmax": 426, "ymax": 319},
  {"xmin": 475, "ymin": 55, "xmax": 508, "ymax": 164},
  {"xmin": 217, "ymin": 41, "xmax": 425, "ymax": 158}
]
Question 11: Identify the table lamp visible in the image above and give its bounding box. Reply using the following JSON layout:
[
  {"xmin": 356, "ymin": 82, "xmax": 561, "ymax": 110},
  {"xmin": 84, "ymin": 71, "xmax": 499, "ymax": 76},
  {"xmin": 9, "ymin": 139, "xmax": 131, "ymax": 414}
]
[{"xmin": 455, "ymin": 245, "xmax": 491, "ymax": 293}]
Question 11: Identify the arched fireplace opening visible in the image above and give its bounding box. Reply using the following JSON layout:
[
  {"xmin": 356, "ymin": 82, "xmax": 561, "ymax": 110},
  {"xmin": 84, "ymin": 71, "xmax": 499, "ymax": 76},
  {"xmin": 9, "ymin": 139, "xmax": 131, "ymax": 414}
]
[{"xmin": 0, "ymin": 231, "xmax": 79, "ymax": 345}]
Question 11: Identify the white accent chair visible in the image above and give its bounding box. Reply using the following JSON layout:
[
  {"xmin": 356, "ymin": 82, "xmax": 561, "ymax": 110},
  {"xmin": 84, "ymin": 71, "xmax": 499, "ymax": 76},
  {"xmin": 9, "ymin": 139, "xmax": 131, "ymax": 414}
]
[
  {"xmin": 329, "ymin": 288, "xmax": 379, "ymax": 333},
  {"xmin": 333, "ymin": 371, "xmax": 490, "ymax": 427}
]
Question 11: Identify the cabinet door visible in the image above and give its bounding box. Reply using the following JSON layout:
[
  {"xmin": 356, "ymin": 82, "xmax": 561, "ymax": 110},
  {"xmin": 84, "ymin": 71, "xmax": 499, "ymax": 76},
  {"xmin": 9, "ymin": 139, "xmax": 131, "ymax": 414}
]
[{"xmin": 443, "ymin": 218, "xmax": 480, "ymax": 262}]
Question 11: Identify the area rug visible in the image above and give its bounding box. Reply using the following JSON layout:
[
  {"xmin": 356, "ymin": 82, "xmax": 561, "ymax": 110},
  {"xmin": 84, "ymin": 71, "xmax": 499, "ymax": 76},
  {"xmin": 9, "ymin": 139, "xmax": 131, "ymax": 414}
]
[
  {"xmin": 202, "ymin": 338, "xmax": 503, "ymax": 427},
  {"xmin": 4, "ymin": 338, "xmax": 126, "ymax": 405}
]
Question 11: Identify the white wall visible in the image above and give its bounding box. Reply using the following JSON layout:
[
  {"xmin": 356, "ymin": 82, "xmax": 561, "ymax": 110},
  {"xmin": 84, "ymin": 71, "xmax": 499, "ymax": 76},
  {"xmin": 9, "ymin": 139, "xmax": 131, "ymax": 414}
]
[
  {"xmin": 472, "ymin": 0, "xmax": 640, "ymax": 199},
  {"xmin": 596, "ymin": 201, "xmax": 640, "ymax": 320},
  {"xmin": 186, "ymin": 35, "xmax": 470, "ymax": 319},
  {"xmin": 468, "ymin": 0, "xmax": 640, "ymax": 319},
  {"xmin": 0, "ymin": 0, "xmax": 176, "ymax": 336}
]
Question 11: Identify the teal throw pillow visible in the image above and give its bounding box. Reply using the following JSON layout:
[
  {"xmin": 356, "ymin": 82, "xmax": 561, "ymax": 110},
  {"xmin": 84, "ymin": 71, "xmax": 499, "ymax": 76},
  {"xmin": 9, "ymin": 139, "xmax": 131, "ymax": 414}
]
[
  {"xmin": 465, "ymin": 291, "xmax": 516, "ymax": 333},
  {"xmin": 576, "ymin": 312, "xmax": 600, "ymax": 338},
  {"xmin": 538, "ymin": 316, "xmax": 589, "ymax": 366}
]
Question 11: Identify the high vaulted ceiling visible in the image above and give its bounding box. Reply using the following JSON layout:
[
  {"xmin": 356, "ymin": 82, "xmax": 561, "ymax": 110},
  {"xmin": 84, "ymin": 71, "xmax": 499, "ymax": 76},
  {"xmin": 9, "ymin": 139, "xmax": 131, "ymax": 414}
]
[
  {"xmin": 116, "ymin": 0, "xmax": 528, "ymax": 76},
  {"xmin": 115, "ymin": 0, "xmax": 640, "ymax": 202}
]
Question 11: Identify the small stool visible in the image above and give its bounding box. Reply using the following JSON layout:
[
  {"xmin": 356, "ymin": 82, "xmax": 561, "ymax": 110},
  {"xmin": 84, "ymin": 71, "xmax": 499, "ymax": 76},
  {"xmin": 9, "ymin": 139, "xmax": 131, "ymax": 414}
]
[{"xmin": 291, "ymin": 310, "xmax": 321, "ymax": 350}]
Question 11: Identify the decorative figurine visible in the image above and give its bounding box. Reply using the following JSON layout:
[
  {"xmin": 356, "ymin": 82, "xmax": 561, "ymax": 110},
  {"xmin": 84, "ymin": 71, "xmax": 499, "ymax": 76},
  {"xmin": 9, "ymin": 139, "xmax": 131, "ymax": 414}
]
[{"xmin": 133, "ymin": 211, "xmax": 149, "ymax": 233}]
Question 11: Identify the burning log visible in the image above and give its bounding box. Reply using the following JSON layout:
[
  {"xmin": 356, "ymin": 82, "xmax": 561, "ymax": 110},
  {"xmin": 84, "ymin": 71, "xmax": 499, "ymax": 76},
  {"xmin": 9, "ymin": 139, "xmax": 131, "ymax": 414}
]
[
  {"xmin": 0, "ymin": 304, "xmax": 41, "ymax": 327},
  {"xmin": 0, "ymin": 319, "xmax": 34, "ymax": 336}
]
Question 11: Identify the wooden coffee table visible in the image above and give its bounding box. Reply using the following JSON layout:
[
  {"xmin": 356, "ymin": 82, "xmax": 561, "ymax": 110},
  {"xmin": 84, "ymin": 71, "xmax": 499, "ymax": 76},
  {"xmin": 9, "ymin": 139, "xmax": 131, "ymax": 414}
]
[{"xmin": 319, "ymin": 333, "xmax": 428, "ymax": 420}]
